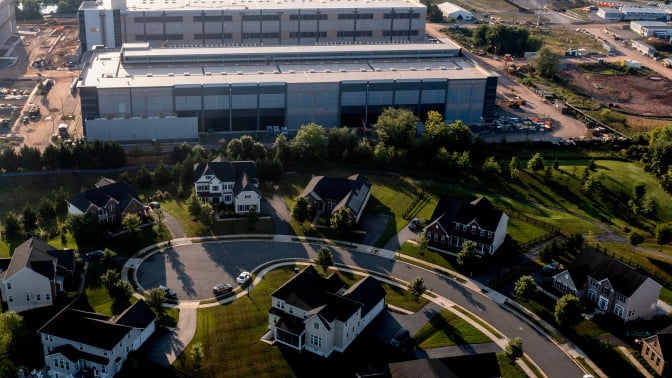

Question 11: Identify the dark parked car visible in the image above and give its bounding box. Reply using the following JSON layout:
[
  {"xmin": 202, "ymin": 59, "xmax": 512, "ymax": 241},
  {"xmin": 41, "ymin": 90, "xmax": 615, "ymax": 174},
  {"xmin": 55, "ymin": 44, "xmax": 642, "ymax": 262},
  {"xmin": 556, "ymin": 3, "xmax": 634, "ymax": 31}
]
[
  {"xmin": 159, "ymin": 285, "xmax": 178, "ymax": 300},
  {"xmin": 408, "ymin": 218, "xmax": 422, "ymax": 231},
  {"xmin": 390, "ymin": 328, "xmax": 411, "ymax": 348},
  {"xmin": 213, "ymin": 283, "xmax": 233, "ymax": 296},
  {"xmin": 85, "ymin": 250, "xmax": 104, "ymax": 259},
  {"xmin": 542, "ymin": 262, "xmax": 563, "ymax": 274}
]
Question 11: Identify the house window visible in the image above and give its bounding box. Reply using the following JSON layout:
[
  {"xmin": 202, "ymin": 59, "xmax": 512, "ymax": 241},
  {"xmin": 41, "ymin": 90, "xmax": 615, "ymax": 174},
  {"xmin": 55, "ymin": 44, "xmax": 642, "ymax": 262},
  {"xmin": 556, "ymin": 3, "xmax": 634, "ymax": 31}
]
[
  {"xmin": 46, "ymin": 293, "xmax": 51, "ymax": 300},
  {"xmin": 628, "ymin": 309, "xmax": 636, "ymax": 317},
  {"xmin": 211, "ymin": 186, "xmax": 219, "ymax": 191},
  {"xmin": 646, "ymin": 346, "xmax": 650, "ymax": 355},
  {"xmin": 79, "ymin": 344, "xmax": 83, "ymax": 350},
  {"xmin": 590, "ymin": 278, "xmax": 598, "ymax": 287},
  {"xmin": 6, "ymin": 283, "xmax": 11, "ymax": 290},
  {"xmin": 65, "ymin": 362, "xmax": 70, "ymax": 370},
  {"xmin": 462, "ymin": 225, "xmax": 467, "ymax": 231},
  {"xmin": 601, "ymin": 286, "xmax": 610, "ymax": 295},
  {"xmin": 311, "ymin": 335, "xmax": 322, "ymax": 347},
  {"xmin": 657, "ymin": 357, "xmax": 661, "ymax": 366},
  {"xmin": 433, "ymin": 233, "xmax": 438, "ymax": 242},
  {"xmin": 587, "ymin": 289, "xmax": 597, "ymax": 302},
  {"xmin": 616, "ymin": 293, "xmax": 626, "ymax": 302},
  {"xmin": 487, "ymin": 232, "xmax": 493, "ymax": 238},
  {"xmin": 426, "ymin": 232, "xmax": 431, "ymax": 240},
  {"xmin": 314, "ymin": 322, "xmax": 319, "ymax": 330},
  {"xmin": 47, "ymin": 346, "xmax": 52, "ymax": 353},
  {"xmin": 440, "ymin": 235, "xmax": 445, "ymax": 244},
  {"xmin": 471, "ymin": 226, "xmax": 477, "ymax": 234},
  {"xmin": 53, "ymin": 360, "xmax": 57, "ymax": 367},
  {"xmin": 8, "ymin": 296, "xmax": 12, "ymax": 302},
  {"xmin": 197, "ymin": 184, "xmax": 209, "ymax": 191},
  {"xmin": 36, "ymin": 294, "xmax": 41, "ymax": 301},
  {"xmin": 289, "ymin": 307, "xmax": 293, "ymax": 314},
  {"xmin": 102, "ymin": 366, "xmax": 106, "ymax": 373},
  {"xmin": 26, "ymin": 294, "xmax": 30, "ymax": 301},
  {"xmin": 613, "ymin": 305, "xmax": 624, "ymax": 318},
  {"xmin": 480, "ymin": 230, "xmax": 484, "ymax": 236}
]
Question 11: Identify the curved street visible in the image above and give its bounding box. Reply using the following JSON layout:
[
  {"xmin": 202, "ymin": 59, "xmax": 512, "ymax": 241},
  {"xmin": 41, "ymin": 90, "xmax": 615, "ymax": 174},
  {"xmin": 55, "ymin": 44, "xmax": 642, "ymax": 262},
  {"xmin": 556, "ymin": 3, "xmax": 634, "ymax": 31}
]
[{"xmin": 134, "ymin": 239, "xmax": 585, "ymax": 377}]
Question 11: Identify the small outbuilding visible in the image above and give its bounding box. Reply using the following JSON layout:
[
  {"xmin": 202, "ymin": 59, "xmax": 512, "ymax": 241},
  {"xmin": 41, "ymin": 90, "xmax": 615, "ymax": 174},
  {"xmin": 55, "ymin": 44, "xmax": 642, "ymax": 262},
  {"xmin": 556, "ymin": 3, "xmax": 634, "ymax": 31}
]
[{"xmin": 437, "ymin": 2, "xmax": 473, "ymax": 22}]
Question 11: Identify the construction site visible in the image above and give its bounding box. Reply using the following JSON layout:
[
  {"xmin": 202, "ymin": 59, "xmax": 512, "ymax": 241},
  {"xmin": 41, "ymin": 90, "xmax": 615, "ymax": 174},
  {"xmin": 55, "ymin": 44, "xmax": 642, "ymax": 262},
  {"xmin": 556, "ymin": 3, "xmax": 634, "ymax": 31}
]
[{"xmin": 0, "ymin": 18, "xmax": 81, "ymax": 151}]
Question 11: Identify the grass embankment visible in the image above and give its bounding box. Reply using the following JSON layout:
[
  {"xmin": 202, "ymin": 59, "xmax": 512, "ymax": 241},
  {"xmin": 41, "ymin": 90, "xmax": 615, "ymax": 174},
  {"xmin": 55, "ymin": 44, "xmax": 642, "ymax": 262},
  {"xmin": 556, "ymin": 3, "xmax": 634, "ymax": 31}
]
[{"xmin": 414, "ymin": 309, "xmax": 491, "ymax": 348}]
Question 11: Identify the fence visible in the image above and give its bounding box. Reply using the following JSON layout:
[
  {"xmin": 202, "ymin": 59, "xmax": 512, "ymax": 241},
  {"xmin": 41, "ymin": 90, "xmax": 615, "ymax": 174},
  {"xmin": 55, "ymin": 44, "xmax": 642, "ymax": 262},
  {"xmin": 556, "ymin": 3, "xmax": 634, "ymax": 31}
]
[{"xmin": 508, "ymin": 211, "xmax": 561, "ymax": 249}]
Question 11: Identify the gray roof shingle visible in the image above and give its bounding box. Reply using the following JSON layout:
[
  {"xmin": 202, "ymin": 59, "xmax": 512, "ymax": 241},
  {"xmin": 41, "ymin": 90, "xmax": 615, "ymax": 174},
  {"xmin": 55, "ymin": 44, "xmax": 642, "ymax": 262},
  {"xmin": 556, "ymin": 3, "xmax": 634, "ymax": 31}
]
[{"xmin": 68, "ymin": 181, "xmax": 141, "ymax": 214}]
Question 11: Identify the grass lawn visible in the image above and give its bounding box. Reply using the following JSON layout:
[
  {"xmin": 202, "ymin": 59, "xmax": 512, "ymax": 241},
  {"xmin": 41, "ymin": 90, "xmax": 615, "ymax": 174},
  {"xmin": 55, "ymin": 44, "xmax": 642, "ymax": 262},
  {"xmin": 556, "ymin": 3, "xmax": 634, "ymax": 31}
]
[
  {"xmin": 507, "ymin": 216, "xmax": 551, "ymax": 244},
  {"xmin": 496, "ymin": 353, "xmax": 528, "ymax": 378},
  {"xmin": 414, "ymin": 309, "xmax": 491, "ymax": 349},
  {"xmin": 397, "ymin": 242, "xmax": 459, "ymax": 272},
  {"xmin": 175, "ymin": 266, "xmax": 434, "ymax": 377}
]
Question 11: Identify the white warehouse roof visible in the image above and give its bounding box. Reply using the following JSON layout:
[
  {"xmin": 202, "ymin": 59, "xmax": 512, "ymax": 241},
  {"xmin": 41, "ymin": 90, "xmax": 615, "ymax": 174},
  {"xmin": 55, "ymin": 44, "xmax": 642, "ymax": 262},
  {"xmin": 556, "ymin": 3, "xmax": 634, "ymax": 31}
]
[
  {"xmin": 86, "ymin": 0, "xmax": 425, "ymax": 11},
  {"xmin": 438, "ymin": 2, "xmax": 473, "ymax": 20}
]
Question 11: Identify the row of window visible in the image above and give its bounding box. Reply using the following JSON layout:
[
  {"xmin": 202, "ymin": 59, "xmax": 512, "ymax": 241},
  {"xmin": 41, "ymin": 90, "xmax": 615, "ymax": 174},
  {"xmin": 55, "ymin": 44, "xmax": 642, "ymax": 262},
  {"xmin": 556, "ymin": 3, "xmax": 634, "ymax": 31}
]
[
  {"xmin": 131, "ymin": 12, "xmax": 420, "ymax": 23},
  {"xmin": 7, "ymin": 292, "xmax": 51, "ymax": 302},
  {"xmin": 645, "ymin": 345, "xmax": 662, "ymax": 366},
  {"xmin": 454, "ymin": 223, "xmax": 494, "ymax": 238},
  {"xmin": 133, "ymin": 29, "xmax": 418, "ymax": 41}
]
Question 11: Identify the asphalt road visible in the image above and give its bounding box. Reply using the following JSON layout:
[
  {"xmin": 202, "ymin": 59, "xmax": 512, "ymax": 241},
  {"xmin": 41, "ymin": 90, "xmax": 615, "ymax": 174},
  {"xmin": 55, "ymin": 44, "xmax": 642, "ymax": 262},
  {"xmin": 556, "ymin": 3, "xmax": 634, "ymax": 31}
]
[{"xmin": 136, "ymin": 240, "xmax": 584, "ymax": 377}]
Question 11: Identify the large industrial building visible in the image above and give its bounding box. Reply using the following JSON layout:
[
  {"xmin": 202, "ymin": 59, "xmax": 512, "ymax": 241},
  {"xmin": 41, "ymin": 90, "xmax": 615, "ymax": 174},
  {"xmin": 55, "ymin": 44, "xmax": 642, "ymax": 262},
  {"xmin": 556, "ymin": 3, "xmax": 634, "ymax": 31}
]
[
  {"xmin": 77, "ymin": 0, "xmax": 427, "ymax": 52},
  {"xmin": 76, "ymin": 0, "xmax": 498, "ymax": 143},
  {"xmin": 79, "ymin": 41, "xmax": 498, "ymax": 142}
]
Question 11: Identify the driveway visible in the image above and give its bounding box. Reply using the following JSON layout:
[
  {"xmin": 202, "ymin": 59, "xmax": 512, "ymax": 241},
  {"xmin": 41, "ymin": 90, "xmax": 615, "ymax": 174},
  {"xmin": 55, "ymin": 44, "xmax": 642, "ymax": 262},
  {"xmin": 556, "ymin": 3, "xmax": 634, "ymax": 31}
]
[
  {"xmin": 163, "ymin": 210, "xmax": 186, "ymax": 239},
  {"xmin": 382, "ymin": 220, "xmax": 416, "ymax": 251},
  {"xmin": 262, "ymin": 195, "xmax": 292, "ymax": 235},
  {"xmin": 135, "ymin": 240, "xmax": 585, "ymax": 377}
]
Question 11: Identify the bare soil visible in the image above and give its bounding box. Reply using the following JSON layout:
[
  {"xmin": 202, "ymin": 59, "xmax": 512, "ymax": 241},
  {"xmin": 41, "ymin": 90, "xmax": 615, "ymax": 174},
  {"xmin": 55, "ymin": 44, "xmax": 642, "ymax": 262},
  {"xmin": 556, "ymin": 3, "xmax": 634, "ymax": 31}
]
[
  {"xmin": 0, "ymin": 20, "xmax": 81, "ymax": 150},
  {"xmin": 564, "ymin": 69, "xmax": 672, "ymax": 117}
]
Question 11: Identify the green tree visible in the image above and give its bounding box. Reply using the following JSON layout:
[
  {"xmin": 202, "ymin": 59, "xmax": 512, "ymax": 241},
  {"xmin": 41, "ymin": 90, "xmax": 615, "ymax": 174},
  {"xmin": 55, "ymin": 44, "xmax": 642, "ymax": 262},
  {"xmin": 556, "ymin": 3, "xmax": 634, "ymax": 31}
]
[
  {"xmin": 291, "ymin": 123, "xmax": 328, "ymax": 162},
  {"xmin": 154, "ymin": 161, "xmax": 172, "ymax": 186},
  {"xmin": 513, "ymin": 275, "xmax": 537, "ymax": 299},
  {"xmin": 417, "ymin": 231, "xmax": 428, "ymax": 256},
  {"xmin": 37, "ymin": 197, "xmax": 57, "ymax": 222},
  {"xmin": 330, "ymin": 207, "xmax": 353, "ymax": 235},
  {"xmin": 153, "ymin": 208, "xmax": 168, "ymax": 239},
  {"xmin": 110, "ymin": 280, "xmax": 133, "ymax": 315},
  {"xmin": 633, "ymin": 181, "xmax": 646, "ymax": 200},
  {"xmin": 482, "ymin": 156, "xmax": 502, "ymax": 175},
  {"xmin": 327, "ymin": 127, "xmax": 358, "ymax": 162},
  {"xmin": 3, "ymin": 210, "xmax": 21, "ymax": 238},
  {"xmin": 18, "ymin": 145, "xmax": 42, "ymax": 171},
  {"xmin": 509, "ymin": 156, "xmax": 519, "ymax": 179},
  {"xmin": 22, "ymin": 203, "xmax": 38, "ymax": 232},
  {"xmin": 315, "ymin": 246, "xmax": 334, "ymax": 273},
  {"xmin": 0, "ymin": 311, "xmax": 31, "ymax": 374},
  {"xmin": 122, "ymin": 213, "xmax": 142, "ymax": 235},
  {"xmin": 247, "ymin": 205, "xmax": 259, "ymax": 229},
  {"xmin": 527, "ymin": 153, "xmax": 545, "ymax": 172},
  {"xmin": 147, "ymin": 288, "xmax": 166, "ymax": 320},
  {"xmin": 101, "ymin": 249, "xmax": 118, "ymax": 271},
  {"xmin": 187, "ymin": 191, "xmax": 202, "ymax": 217},
  {"xmin": 374, "ymin": 107, "xmax": 418, "ymax": 150},
  {"xmin": 191, "ymin": 342, "xmax": 204, "ymax": 371},
  {"xmin": 199, "ymin": 202, "xmax": 214, "ymax": 227},
  {"xmin": 533, "ymin": 46, "xmax": 560, "ymax": 78},
  {"xmin": 101, "ymin": 269, "xmax": 121, "ymax": 289},
  {"xmin": 554, "ymin": 294, "xmax": 583, "ymax": 327},
  {"xmin": 67, "ymin": 213, "xmax": 103, "ymax": 245},
  {"xmin": 656, "ymin": 224, "xmax": 672, "ymax": 244},
  {"xmin": 292, "ymin": 196, "xmax": 310, "ymax": 223},
  {"xmin": 17, "ymin": 0, "xmax": 43, "ymax": 21},
  {"xmin": 456, "ymin": 240, "xmax": 479, "ymax": 273},
  {"xmin": 504, "ymin": 337, "xmax": 524, "ymax": 362},
  {"xmin": 273, "ymin": 133, "xmax": 290, "ymax": 162},
  {"xmin": 408, "ymin": 276, "xmax": 426, "ymax": 299},
  {"xmin": 135, "ymin": 165, "xmax": 154, "ymax": 188}
]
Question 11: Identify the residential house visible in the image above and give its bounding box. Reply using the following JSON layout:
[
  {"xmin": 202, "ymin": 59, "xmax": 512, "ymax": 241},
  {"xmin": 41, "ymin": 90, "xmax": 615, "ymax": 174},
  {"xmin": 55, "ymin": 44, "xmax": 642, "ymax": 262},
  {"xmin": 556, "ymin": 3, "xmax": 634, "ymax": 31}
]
[
  {"xmin": 641, "ymin": 324, "xmax": 672, "ymax": 376},
  {"xmin": 67, "ymin": 178, "xmax": 145, "ymax": 224},
  {"xmin": 387, "ymin": 352, "xmax": 502, "ymax": 377},
  {"xmin": 552, "ymin": 248, "xmax": 661, "ymax": 322},
  {"xmin": 39, "ymin": 299, "xmax": 156, "ymax": 378},
  {"xmin": 268, "ymin": 265, "xmax": 386, "ymax": 358},
  {"xmin": 0, "ymin": 238, "xmax": 75, "ymax": 313},
  {"xmin": 424, "ymin": 197, "xmax": 509, "ymax": 255},
  {"xmin": 300, "ymin": 174, "xmax": 372, "ymax": 224},
  {"xmin": 193, "ymin": 157, "xmax": 261, "ymax": 215}
]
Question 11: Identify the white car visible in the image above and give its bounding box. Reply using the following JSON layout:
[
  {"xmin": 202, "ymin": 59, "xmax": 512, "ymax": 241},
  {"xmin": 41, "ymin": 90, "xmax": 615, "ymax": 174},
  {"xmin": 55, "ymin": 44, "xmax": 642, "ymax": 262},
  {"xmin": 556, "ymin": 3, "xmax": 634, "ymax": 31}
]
[{"xmin": 236, "ymin": 271, "xmax": 251, "ymax": 285}]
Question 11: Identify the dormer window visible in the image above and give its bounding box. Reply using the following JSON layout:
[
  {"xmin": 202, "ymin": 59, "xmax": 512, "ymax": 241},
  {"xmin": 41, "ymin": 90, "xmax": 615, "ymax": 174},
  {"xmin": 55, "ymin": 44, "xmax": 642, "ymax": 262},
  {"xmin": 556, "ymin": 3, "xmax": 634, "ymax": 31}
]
[
  {"xmin": 479, "ymin": 230, "xmax": 484, "ymax": 236},
  {"xmin": 205, "ymin": 175, "xmax": 213, "ymax": 180},
  {"xmin": 471, "ymin": 226, "xmax": 477, "ymax": 234}
]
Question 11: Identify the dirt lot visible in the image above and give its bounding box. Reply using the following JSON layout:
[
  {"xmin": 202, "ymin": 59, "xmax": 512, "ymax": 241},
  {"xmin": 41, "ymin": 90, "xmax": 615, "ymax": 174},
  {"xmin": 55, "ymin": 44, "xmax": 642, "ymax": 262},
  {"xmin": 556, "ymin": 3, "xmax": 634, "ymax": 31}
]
[
  {"xmin": 565, "ymin": 67, "xmax": 672, "ymax": 117},
  {"xmin": 0, "ymin": 19, "xmax": 81, "ymax": 150}
]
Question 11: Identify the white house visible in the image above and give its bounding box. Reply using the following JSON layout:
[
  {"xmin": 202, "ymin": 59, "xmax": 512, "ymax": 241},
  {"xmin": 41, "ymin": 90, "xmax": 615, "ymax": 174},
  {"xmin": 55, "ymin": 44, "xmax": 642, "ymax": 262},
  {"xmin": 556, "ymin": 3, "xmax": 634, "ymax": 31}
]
[
  {"xmin": 438, "ymin": 2, "xmax": 473, "ymax": 21},
  {"xmin": 38, "ymin": 299, "xmax": 156, "ymax": 378},
  {"xmin": 424, "ymin": 197, "xmax": 509, "ymax": 256},
  {"xmin": 552, "ymin": 248, "xmax": 661, "ymax": 322},
  {"xmin": 268, "ymin": 265, "xmax": 386, "ymax": 358},
  {"xmin": 0, "ymin": 238, "xmax": 75, "ymax": 313},
  {"xmin": 193, "ymin": 157, "xmax": 261, "ymax": 215}
]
